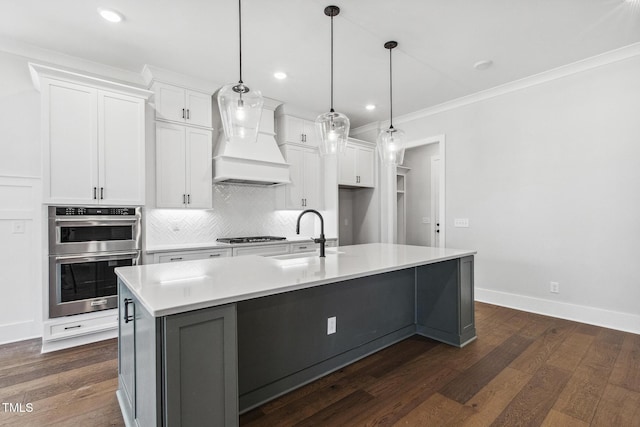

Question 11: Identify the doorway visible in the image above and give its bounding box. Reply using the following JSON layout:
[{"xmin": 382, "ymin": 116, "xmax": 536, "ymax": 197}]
[{"xmin": 399, "ymin": 135, "xmax": 446, "ymax": 247}]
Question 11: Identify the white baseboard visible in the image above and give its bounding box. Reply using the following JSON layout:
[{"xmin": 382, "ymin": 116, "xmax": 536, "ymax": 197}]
[
  {"xmin": 475, "ymin": 288, "xmax": 640, "ymax": 335},
  {"xmin": 0, "ymin": 321, "xmax": 41, "ymax": 345},
  {"xmin": 41, "ymin": 328, "xmax": 117, "ymax": 353}
]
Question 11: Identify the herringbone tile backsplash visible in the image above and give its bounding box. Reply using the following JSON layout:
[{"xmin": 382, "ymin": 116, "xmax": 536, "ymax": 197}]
[{"xmin": 145, "ymin": 184, "xmax": 315, "ymax": 247}]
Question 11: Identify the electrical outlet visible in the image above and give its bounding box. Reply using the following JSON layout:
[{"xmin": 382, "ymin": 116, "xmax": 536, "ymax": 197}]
[
  {"xmin": 454, "ymin": 218, "xmax": 470, "ymax": 228},
  {"xmin": 550, "ymin": 281, "xmax": 560, "ymax": 294},
  {"xmin": 327, "ymin": 316, "xmax": 336, "ymax": 335},
  {"xmin": 422, "ymin": 217, "xmax": 430, "ymax": 224}
]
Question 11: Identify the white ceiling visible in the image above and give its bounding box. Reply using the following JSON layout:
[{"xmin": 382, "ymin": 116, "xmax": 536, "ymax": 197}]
[{"xmin": 2, "ymin": 0, "xmax": 640, "ymax": 127}]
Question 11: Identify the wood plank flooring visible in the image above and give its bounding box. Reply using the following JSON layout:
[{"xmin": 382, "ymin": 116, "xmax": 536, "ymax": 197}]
[{"xmin": 0, "ymin": 302, "xmax": 638, "ymax": 426}]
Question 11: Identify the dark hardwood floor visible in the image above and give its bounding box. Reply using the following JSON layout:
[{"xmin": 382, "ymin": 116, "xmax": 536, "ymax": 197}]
[{"xmin": 1, "ymin": 302, "xmax": 638, "ymax": 426}]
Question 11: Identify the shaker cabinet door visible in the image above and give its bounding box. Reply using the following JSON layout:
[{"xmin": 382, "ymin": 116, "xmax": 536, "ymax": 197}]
[
  {"xmin": 98, "ymin": 91, "xmax": 145, "ymax": 205},
  {"xmin": 44, "ymin": 79, "xmax": 98, "ymax": 204}
]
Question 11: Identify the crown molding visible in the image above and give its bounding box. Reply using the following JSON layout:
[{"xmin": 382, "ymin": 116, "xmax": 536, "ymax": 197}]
[
  {"xmin": 358, "ymin": 42, "xmax": 640, "ymax": 129},
  {"xmin": 0, "ymin": 35, "xmax": 144, "ymax": 86},
  {"xmin": 350, "ymin": 121, "xmax": 381, "ymax": 137}
]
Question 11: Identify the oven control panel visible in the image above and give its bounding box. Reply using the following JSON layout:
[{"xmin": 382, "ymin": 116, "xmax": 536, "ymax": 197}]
[{"xmin": 54, "ymin": 207, "xmax": 138, "ymax": 216}]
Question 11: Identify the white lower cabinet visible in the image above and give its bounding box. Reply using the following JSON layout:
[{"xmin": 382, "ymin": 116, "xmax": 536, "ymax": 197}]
[
  {"xmin": 232, "ymin": 244, "xmax": 289, "ymax": 257},
  {"xmin": 156, "ymin": 122, "xmax": 212, "ymax": 209},
  {"xmin": 277, "ymin": 145, "xmax": 321, "ymax": 209},
  {"xmin": 155, "ymin": 248, "xmax": 232, "ymax": 264}
]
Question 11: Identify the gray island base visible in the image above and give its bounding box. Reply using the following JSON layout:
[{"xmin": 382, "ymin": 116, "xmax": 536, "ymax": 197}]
[{"xmin": 115, "ymin": 243, "xmax": 476, "ymax": 426}]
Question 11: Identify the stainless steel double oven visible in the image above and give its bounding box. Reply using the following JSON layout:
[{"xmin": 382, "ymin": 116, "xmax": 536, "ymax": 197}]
[{"xmin": 48, "ymin": 206, "xmax": 141, "ymax": 318}]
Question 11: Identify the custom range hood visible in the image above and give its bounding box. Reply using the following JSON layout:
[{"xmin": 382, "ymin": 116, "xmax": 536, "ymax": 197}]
[{"xmin": 212, "ymin": 98, "xmax": 291, "ymax": 186}]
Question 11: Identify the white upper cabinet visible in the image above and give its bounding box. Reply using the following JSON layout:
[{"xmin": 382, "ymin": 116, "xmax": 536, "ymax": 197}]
[
  {"xmin": 156, "ymin": 122, "xmax": 212, "ymax": 209},
  {"xmin": 31, "ymin": 64, "xmax": 150, "ymax": 206},
  {"xmin": 276, "ymin": 115, "xmax": 318, "ymax": 147},
  {"xmin": 277, "ymin": 145, "xmax": 321, "ymax": 210},
  {"xmin": 153, "ymin": 82, "xmax": 212, "ymax": 129},
  {"xmin": 339, "ymin": 140, "xmax": 375, "ymax": 188}
]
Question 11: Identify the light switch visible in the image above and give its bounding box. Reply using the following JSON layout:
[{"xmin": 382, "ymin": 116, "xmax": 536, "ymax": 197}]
[{"xmin": 454, "ymin": 218, "xmax": 469, "ymax": 228}]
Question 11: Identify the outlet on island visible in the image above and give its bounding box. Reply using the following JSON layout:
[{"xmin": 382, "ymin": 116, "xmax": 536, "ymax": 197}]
[{"xmin": 327, "ymin": 316, "xmax": 336, "ymax": 335}]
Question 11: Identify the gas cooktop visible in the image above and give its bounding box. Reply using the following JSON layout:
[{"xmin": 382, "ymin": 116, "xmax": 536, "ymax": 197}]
[{"xmin": 216, "ymin": 236, "xmax": 287, "ymax": 244}]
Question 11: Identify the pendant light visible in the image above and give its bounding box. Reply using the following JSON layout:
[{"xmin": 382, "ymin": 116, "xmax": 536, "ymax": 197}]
[
  {"xmin": 217, "ymin": 0, "xmax": 264, "ymax": 144},
  {"xmin": 377, "ymin": 41, "xmax": 406, "ymax": 166},
  {"xmin": 315, "ymin": 5, "xmax": 350, "ymax": 156}
]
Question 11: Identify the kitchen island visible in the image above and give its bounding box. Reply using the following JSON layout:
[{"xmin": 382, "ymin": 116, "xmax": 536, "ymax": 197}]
[{"xmin": 115, "ymin": 243, "xmax": 476, "ymax": 427}]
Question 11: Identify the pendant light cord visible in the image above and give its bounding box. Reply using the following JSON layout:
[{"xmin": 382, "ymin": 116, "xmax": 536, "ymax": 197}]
[
  {"xmin": 389, "ymin": 46, "xmax": 393, "ymax": 129},
  {"xmin": 330, "ymin": 13, "xmax": 335, "ymax": 113},
  {"xmin": 238, "ymin": 0, "xmax": 243, "ymax": 84}
]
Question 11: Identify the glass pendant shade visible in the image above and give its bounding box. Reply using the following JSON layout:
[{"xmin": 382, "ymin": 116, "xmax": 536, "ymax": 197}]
[
  {"xmin": 377, "ymin": 127, "xmax": 406, "ymax": 165},
  {"xmin": 217, "ymin": 83, "xmax": 263, "ymax": 144},
  {"xmin": 316, "ymin": 111, "xmax": 350, "ymax": 156}
]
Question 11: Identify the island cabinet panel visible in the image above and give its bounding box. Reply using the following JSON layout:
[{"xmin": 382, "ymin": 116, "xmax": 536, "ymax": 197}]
[
  {"xmin": 163, "ymin": 305, "xmax": 238, "ymax": 427},
  {"xmin": 117, "ymin": 283, "xmax": 161, "ymax": 427},
  {"xmin": 415, "ymin": 256, "xmax": 476, "ymax": 347},
  {"xmin": 236, "ymin": 268, "xmax": 416, "ymax": 411}
]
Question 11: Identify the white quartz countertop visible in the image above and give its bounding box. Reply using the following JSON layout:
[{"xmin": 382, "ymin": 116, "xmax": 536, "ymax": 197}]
[
  {"xmin": 145, "ymin": 236, "xmax": 338, "ymax": 254},
  {"xmin": 116, "ymin": 243, "xmax": 476, "ymax": 317}
]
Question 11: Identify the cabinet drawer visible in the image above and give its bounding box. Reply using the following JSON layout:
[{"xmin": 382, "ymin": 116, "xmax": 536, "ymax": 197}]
[
  {"xmin": 291, "ymin": 242, "xmax": 316, "ymax": 253},
  {"xmin": 157, "ymin": 248, "xmax": 232, "ymax": 263},
  {"xmin": 45, "ymin": 311, "xmax": 118, "ymax": 341},
  {"xmin": 233, "ymin": 244, "xmax": 289, "ymax": 257}
]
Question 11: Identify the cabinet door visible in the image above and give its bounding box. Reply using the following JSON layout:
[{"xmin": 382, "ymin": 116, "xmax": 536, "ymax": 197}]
[
  {"xmin": 154, "ymin": 82, "xmax": 186, "ymax": 123},
  {"xmin": 303, "ymin": 148, "xmax": 321, "ymax": 208},
  {"xmin": 185, "ymin": 90, "xmax": 212, "ymax": 128},
  {"xmin": 283, "ymin": 145, "xmax": 305, "ymax": 209},
  {"xmin": 285, "ymin": 116, "xmax": 305, "ymax": 144},
  {"xmin": 44, "ymin": 79, "xmax": 98, "ymax": 204},
  {"xmin": 164, "ymin": 305, "xmax": 238, "ymax": 427},
  {"xmin": 356, "ymin": 146, "xmax": 375, "ymax": 187},
  {"xmin": 98, "ymin": 91, "xmax": 145, "ymax": 205},
  {"xmin": 302, "ymin": 120, "xmax": 319, "ymax": 147},
  {"xmin": 338, "ymin": 144, "xmax": 357, "ymax": 185},
  {"xmin": 118, "ymin": 284, "xmax": 136, "ymax": 416},
  {"xmin": 185, "ymin": 127, "xmax": 213, "ymax": 208},
  {"xmin": 156, "ymin": 122, "xmax": 187, "ymax": 208}
]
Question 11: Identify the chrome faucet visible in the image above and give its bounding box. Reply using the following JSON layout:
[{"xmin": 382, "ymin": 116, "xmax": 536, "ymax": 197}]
[{"xmin": 296, "ymin": 209, "xmax": 326, "ymax": 257}]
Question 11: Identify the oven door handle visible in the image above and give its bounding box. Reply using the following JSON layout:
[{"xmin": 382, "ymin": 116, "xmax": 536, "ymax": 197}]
[
  {"xmin": 54, "ymin": 218, "xmax": 139, "ymax": 226},
  {"xmin": 53, "ymin": 251, "xmax": 140, "ymax": 263}
]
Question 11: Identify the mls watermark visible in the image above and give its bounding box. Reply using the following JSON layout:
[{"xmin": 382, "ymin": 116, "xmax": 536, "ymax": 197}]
[{"xmin": 2, "ymin": 402, "xmax": 34, "ymax": 413}]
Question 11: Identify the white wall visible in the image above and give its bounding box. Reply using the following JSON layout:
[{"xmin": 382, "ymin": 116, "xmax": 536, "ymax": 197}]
[
  {"xmin": 403, "ymin": 144, "xmax": 439, "ymax": 246},
  {"xmin": 395, "ymin": 51, "xmax": 640, "ymax": 333}
]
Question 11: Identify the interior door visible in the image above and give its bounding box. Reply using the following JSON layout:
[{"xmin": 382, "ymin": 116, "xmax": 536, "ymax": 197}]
[{"xmin": 431, "ymin": 156, "xmax": 441, "ymax": 247}]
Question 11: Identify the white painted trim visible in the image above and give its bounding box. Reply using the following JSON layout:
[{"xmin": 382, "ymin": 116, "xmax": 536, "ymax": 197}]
[
  {"xmin": 375, "ymin": 42, "xmax": 640, "ymax": 127},
  {"xmin": 475, "ymin": 287, "xmax": 640, "ymax": 335},
  {"xmin": 0, "ymin": 35, "xmax": 144, "ymax": 86},
  {"xmin": 0, "ymin": 321, "xmax": 40, "ymax": 346},
  {"xmin": 351, "ymin": 121, "xmax": 381, "ymax": 137}
]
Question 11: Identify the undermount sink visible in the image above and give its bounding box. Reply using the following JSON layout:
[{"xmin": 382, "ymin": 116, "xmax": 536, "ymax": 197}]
[{"xmin": 270, "ymin": 249, "xmax": 345, "ymax": 261}]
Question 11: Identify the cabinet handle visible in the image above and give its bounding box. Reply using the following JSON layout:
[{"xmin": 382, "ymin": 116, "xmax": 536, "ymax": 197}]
[
  {"xmin": 170, "ymin": 257, "xmax": 183, "ymax": 261},
  {"xmin": 187, "ymin": 194, "xmax": 191, "ymax": 204},
  {"xmin": 209, "ymin": 253, "xmax": 221, "ymax": 257},
  {"xmin": 100, "ymin": 187, "xmax": 104, "ymax": 199},
  {"xmin": 183, "ymin": 194, "xmax": 186, "ymax": 204},
  {"xmin": 182, "ymin": 108, "xmax": 185, "ymax": 119},
  {"xmin": 64, "ymin": 324, "xmax": 82, "ymax": 330},
  {"xmin": 186, "ymin": 109, "xmax": 190, "ymax": 119},
  {"xmin": 93, "ymin": 187, "xmax": 97, "ymax": 199},
  {"xmin": 124, "ymin": 298, "xmax": 134, "ymax": 324},
  {"xmin": 299, "ymin": 246, "xmax": 307, "ymax": 250}
]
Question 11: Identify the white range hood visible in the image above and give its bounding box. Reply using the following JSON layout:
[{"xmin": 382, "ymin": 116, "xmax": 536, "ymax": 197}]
[{"xmin": 213, "ymin": 99, "xmax": 290, "ymax": 186}]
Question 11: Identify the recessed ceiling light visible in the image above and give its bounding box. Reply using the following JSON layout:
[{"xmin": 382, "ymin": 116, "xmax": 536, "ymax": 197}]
[
  {"xmin": 98, "ymin": 8, "xmax": 124, "ymax": 23},
  {"xmin": 365, "ymin": 104, "xmax": 376, "ymax": 111},
  {"xmin": 473, "ymin": 60, "xmax": 493, "ymax": 71},
  {"xmin": 274, "ymin": 72, "xmax": 287, "ymax": 80}
]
